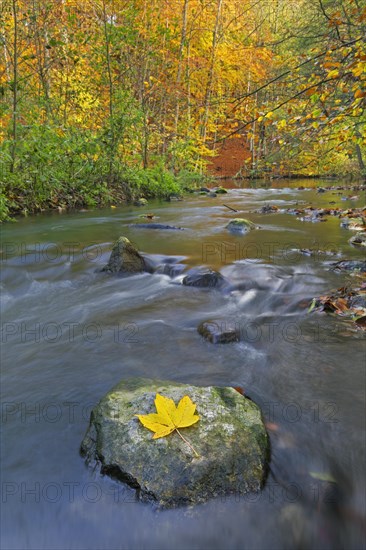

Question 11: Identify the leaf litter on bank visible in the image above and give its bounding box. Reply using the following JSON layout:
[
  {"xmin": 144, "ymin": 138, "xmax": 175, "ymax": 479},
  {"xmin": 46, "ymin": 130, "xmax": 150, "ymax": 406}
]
[{"xmin": 309, "ymin": 275, "xmax": 366, "ymax": 330}]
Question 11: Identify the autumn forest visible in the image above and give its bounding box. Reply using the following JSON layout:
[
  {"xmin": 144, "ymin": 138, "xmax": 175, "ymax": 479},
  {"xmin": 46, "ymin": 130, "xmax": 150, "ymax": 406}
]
[{"xmin": 1, "ymin": 0, "xmax": 365, "ymax": 220}]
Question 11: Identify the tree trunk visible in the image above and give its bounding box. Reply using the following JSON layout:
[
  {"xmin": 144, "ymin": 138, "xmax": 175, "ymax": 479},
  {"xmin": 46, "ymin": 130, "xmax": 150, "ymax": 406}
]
[
  {"xmin": 102, "ymin": 0, "xmax": 115, "ymax": 183},
  {"xmin": 174, "ymin": 0, "xmax": 189, "ymax": 137},
  {"xmin": 355, "ymin": 140, "xmax": 365, "ymax": 180},
  {"xmin": 10, "ymin": 0, "xmax": 18, "ymax": 174},
  {"xmin": 201, "ymin": 0, "xmax": 223, "ymax": 143}
]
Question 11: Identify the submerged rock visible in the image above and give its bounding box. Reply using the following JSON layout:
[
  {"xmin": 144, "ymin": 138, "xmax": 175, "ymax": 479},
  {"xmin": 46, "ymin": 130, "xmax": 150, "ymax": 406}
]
[
  {"xmin": 198, "ymin": 320, "xmax": 239, "ymax": 344},
  {"xmin": 182, "ymin": 267, "xmax": 228, "ymax": 289},
  {"xmin": 101, "ymin": 236, "xmax": 151, "ymax": 274},
  {"xmin": 226, "ymin": 218, "xmax": 257, "ymax": 233},
  {"xmin": 331, "ymin": 260, "xmax": 366, "ymax": 272},
  {"xmin": 213, "ymin": 187, "xmax": 228, "ymax": 194},
  {"xmin": 258, "ymin": 204, "xmax": 279, "ymax": 214},
  {"xmin": 130, "ymin": 223, "xmax": 185, "ymax": 231},
  {"xmin": 80, "ymin": 378, "xmax": 268, "ymax": 508}
]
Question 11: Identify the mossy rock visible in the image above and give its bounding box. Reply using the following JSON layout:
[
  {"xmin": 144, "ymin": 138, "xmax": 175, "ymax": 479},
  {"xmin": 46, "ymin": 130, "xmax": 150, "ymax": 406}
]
[
  {"xmin": 80, "ymin": 378, "xmax": 269, "ymax": 508},
  {"xmin": 134, "ymin": 198, "xmax": 148, "ymax": 206},
  {"xmin": 214, "ymin": 187, "xmax": 228, "ymax": 194},
  {"xmin": 349, "ymin": 233, "xmax": 366, "ymax": 247},
  {"xmin": 226, "ymin": 218, "xmax": 257, "ymax": 234},
  {"xmin": 101, "ymin": 236, "xmax": 151, "ymax": 274}
]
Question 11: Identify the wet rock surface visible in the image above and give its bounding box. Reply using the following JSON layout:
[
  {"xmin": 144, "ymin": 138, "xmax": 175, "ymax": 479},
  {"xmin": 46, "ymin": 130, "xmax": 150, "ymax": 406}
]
[
  {"xmin": 226, "ymin": 218, "xmax": 257, "ymax": 233},
  {"xmin": 349, "ymin": 233, "xmax": 366, "ymax": 247},
  {"xmin": 331, "ymin": 260, "xmax": 366, "ymax": 272},
  {"xmin": 182, "ymin": 267, "xmax": 229, "ymax": 289},
  {"xmin": 81, "ymin": 378, "xmax": 269, "ymax": 508},
  {"xmin": 130, "ymin": 223, "xmax": 185, "ymax": 230},
  {"xmin": 101, "ymin": 237, "xmax": 152, "ymax": 274},
  {"xmin": 197, "ymin": 320, "xmax": 240, "ymax": 344}
]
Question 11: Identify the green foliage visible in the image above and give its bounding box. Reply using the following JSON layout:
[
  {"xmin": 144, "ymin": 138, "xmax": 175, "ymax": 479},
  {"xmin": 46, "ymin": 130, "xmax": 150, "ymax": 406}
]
[
  {"xmin": 0, "ymin": 121, "xmax": 196, "ymax": 220},
  {"xmin": 0, "ymin": 191, "xmax": 12, "ymax": 222},
  {"xmin": 120, "ymin": 164, "xmax": 182, "ymax": 199},
  {"xmin": 175, "ymin": 169, "xmax": 209, "ymax": 190}
]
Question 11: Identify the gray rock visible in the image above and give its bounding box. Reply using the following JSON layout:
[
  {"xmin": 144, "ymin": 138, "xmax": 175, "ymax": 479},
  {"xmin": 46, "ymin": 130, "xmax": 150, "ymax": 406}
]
[
  {"xmin": 198, "ymin": 320, "xmax": 239, "ymax": 344},
  {"xmin": 200, "ymin": 187, "xmax": 210, "ymax": 193},
  {"xmin": 332, "ymin": 260, "xmax": 366, "ymax": 272},
  {"xmin": 259, "ymin": 204, "xmax": 279, "ymax": 214},
  {"xmin": 349, "ymin": 233, "xmax": 366, "ymax": 247},
  {"xmin": 130, "ymin": 223, "xmax": 184, "ymax": 231},
  {"xmin": 167, "ymin": 195, "xmax": 183, "ymax": 202},
  {"xmin": 182, "ymin": 268, "xmax": 228, "ymax": 289},
  {"xmin": 80, "ymin": 378, "xmax": 269, "ymax": 508},
  {"xmin": 226, "ymin": 218, "xmax": 257, "ymax": 234},
  {"xmin": 208, "ymin": 192, "xmax": 217, "ymax": 197},
  {"xmin": 349, "ymin": 294, "xmax": 366, "ymax": 308},
  {"xmin": 101, "ymin": 237, "xmax": 151, "ymax": 274}
]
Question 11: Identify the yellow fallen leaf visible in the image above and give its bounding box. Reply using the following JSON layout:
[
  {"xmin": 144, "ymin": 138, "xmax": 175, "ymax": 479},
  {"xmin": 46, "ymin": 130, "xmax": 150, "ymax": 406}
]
[{"xmin": 136, "ymin": 393, "xmax": 200, "ymax": 456}]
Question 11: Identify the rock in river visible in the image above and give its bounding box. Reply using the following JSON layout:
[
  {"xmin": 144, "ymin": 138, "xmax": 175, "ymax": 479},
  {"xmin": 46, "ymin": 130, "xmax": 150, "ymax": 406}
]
[
  {"xmin": 349, "ymin": 233, "xmax": 366, "ymax": 247},
  {"xmin": 134, "ymin": 198, "xmax": 148, "ymax": 206},
  {"xmin": 213, "ymin": 186, "xmax": 228, "ymax": 194},
  {"xmin": 331, "ymin": 260, "xmax": 366, "ymax": 272},
  {"xmin": 198, "ymin": 320, "xmax": 240, "ymax": 344},
  {"xmin": 226, "ymin": 218, "xmax": 257, "ymax": 233},
  {"xmin": 101, "ymin": 236, "xmax": 152, "ymax": 274},
  {"xmin": 130, "ymin": 223, "xmax": 184, "ymax": 230},
  {"xmin": 80, "ymin": 378, "xmax": 269, "ymax": 508},
  {"xmin": 182, "ymin": 267, "xmax": 228, "ymax": 289}
]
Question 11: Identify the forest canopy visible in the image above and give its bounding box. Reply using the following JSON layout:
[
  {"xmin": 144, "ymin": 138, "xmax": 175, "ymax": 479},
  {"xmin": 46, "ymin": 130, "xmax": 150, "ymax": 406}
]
[{"xmin": 0, "ymin": 0, "xmax": 365, "ymax": 219}]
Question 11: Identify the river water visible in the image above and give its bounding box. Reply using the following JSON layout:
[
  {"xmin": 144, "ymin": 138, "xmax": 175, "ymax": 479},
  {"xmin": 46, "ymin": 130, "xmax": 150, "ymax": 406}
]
[{"xmin": 1, "ymin": 180, "xmax": 365, "ymax": 550}]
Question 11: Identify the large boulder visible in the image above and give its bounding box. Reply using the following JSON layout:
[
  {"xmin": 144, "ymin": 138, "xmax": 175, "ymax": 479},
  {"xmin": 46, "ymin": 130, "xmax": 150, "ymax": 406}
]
[
  {"xmin": 101, "ymin": 236, "xmax": 151, "ymax": 274},
  {"xmin": 80, "ymin": 378, "xmax": 269, "ymax": 508},
  {"xmin": 226, "ymin": 218, "xmax": 257, "ymax": 233}
]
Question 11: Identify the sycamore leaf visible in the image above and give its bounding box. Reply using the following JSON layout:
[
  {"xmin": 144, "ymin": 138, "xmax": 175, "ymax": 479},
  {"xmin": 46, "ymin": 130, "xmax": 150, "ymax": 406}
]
[{"xmin": 135, "ymin": 394, "xmax": 200, "ymax": 456}]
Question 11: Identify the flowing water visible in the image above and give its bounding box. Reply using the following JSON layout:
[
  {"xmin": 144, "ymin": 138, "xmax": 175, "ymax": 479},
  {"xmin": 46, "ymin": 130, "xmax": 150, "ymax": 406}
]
[{"xmin": 1, "ymin": 180, "xmax": 365, "ymax": 550}]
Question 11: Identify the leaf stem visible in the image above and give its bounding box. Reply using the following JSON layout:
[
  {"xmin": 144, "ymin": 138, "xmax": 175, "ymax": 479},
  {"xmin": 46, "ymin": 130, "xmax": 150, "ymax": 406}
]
[{"xmin": 175, "ymin": 428, "xmax": 200, "ymax": 458}]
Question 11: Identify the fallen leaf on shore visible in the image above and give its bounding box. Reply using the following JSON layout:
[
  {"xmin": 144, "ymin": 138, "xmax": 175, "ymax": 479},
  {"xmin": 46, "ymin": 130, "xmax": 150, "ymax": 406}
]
[{"xmin": 309, "ymin": 280, "xmax": 366, "ymax": 330}]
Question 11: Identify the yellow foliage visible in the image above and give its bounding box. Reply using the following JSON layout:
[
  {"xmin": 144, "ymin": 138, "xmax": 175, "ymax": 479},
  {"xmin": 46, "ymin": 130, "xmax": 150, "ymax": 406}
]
[
  {"xmin": 136, "ymin": 393, "xmax": 199, "ymax": 439},
  {"xmin": 353, "ymin": 62, "xmax": 366, "ymax": 77}
]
